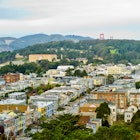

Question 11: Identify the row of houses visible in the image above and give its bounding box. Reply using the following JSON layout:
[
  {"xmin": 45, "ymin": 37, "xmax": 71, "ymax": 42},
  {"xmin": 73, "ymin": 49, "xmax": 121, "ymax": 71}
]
[{"xmin": 0, "ymin": 104, "xmax": 40, "ymax": 138}]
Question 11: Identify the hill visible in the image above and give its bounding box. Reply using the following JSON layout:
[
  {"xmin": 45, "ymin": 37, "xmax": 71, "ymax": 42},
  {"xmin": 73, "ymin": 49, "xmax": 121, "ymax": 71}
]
[
  {"xmin": 0, "ymin": 39, "xmax": 140, "ymax": 64},
  {"xmin": 0, "ymin": 37, "xmax": 16, "ymax": 52},
  {"xmin": 0, "ymin": 34, "xmax": 93, "ymax": 51}
]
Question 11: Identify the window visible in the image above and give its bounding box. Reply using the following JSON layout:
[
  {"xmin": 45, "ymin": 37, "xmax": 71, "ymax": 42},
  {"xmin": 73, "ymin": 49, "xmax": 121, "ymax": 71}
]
[{"xmin": 131, "ymin": 108, "xmax": 134, "ymax": 111}]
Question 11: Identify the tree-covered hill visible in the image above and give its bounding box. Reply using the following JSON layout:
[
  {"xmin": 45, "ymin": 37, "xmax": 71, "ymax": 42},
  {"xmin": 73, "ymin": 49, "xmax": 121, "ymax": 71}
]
[{"xmin": 0, "ymin": 39, "xmax": 140, "ymax": 64}]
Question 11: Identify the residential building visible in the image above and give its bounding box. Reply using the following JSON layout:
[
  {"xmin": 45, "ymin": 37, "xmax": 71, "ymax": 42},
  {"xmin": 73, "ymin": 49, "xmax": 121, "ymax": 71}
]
[
  {"xmin": 107, "ymin": 65, "xmax": 121, "ymax": 75},
  {"xmin": 8, "ymin": 92, "xmax": 27, "ymax": 100},
  {"xmin": 78, "ymin": 116, "xmax": 102, "ymax": 133},
  {"xmin": 15, "ymin": 53, "xmax": 24, "ymax": 59},
  {"xmin": 79, "ymin": 103, "xmax": 99, "ymax": 117},
  {"xmin": 129, "ymin": 92, "xmax": 140, "ymax": 106},
  {"xmin": 0, "ymin": 99, "xmax": 26, "ymax": 105},
  {"xmin": 124, "ymin": 111, "xmax": 133, "ymax": 123},
  {"xmin": 124, "ymin": 104, "xmax": 138, "ymax": 123},
  {"xmin": 93, "ymin": 76, "xmax": 106, "ymax": 86},
  {"xmin": 3, "ymin": 73, "xmax": 20, "ymax": 83},
  {"xmin": 91, "ymin": 91, "xmax": 127, "ymax": 109},
  {"xmin": 57, "ymin": 65, "xmax": 74, "ymax": 72},
  {"xmin": 30, "ymin": 95, "xmax": 59, "ymax": 110},
  {"xmin": 34, "ymin": 101, "xmax": 54, "ymax": 117},
  {"xmin": 108, "ymin": 103, "xmax": 117, "ymax": 125}
]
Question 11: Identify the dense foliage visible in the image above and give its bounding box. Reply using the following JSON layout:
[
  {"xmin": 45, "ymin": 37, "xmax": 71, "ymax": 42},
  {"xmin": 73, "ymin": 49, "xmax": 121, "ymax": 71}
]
[
  {"xmin": 0, "ymin": 59, "xmax": 81, "ymax": 76},
  {"xmin": 135, "ymin": 81, "xmax": 140, "ymax": 89},
  {"xmin": 95, "ymin": 102, "xmax": 111, "ymax": 126},
  {"xmin": 32, "ymin": 114, "xmax": 96, "ymax": 140},
  {"xmin": 0, "ymin": 39, "xmax": 140, "ymax": 64},
  {"xmin": 31, "ymin": 113, "xmax": 140, "ymax": 140}
]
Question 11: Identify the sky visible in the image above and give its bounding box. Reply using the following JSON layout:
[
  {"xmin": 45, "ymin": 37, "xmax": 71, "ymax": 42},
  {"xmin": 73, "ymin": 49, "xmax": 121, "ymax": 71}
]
[{"xmin": 0, "ymin": 0, "xmax": 140, "ymax": 40}]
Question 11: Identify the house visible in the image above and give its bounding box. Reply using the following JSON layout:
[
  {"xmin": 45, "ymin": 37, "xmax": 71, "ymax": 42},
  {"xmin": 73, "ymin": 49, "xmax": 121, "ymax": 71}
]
[
  {"xmin": 57, "ymin": 65, "xmax": 74, "ymax": 72},
  {"xmin": 93, "ymin": 76, "xmax": 106, "ymax": 86},
  {"xmin": 0, "ymin": 104, "xmax": 35, "ymax": 127},
  {"xmin": 34, "ymin": 101, "xmax": 54, "ymax": 117},
  {"xmin": 108, "ymin": 103, "xmax": 117, "ymax": 125},
  {"xmin": 124, "ymin": 104, "xmax": 138, "ymax": 123},
  {"xmin": 127, "ymin": 104, "xmax": 138, "ymax": 113},
  {"xmin": 124, "ymin": 111, "xmax": 133, "ymax": 123},
  {"xmin": 0, "ymin": 110, "xmax": 26, "ymax": 138},
  {"xmin": 78, "ymin": 116, "xmax": 102, "ymax": 133},
  {"xmin": 8, "ymin": 92, "xmax": 27, "ymax": 100},
  {"xmin": 30, "ymin": 95, "xmax": 59, "ymax": 110},
  {"xmin": 79, "ymin": 103, "xmax": 99, "ymax": 117}
]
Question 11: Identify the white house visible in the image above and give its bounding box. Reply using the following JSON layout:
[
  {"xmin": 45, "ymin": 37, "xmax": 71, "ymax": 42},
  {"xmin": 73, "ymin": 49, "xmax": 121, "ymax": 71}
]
[{"xmin": 124, "ymin": 104, "xmax": 138, "ymax": 123}]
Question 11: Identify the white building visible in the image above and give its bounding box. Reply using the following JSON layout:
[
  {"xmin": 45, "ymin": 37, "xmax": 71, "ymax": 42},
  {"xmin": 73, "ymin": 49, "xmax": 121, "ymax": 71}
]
[
  {"xmin": 30, "ymin": 95, "xmax": 59, "ymax": 110},
  {"xmin": 108, "ymin": 103, "xmax": 117, "ymax": 125},
  {"xmin": 124, "ymin": 104, "xmax": 138, "ymax": 123},
  {"xmin": 35, "ymin": 101, "xmax": 54, "ymax": 117},
  {"xmin": 0, "ymin": 99, "xmax": 26, "ymax": 105},
  {"xmin": 9, "ymin": 92, "xmax": 27, "ymax": 100},
  {"xmin": 57, "ymin": 65, "xmax": 74, "ymax": 72}
]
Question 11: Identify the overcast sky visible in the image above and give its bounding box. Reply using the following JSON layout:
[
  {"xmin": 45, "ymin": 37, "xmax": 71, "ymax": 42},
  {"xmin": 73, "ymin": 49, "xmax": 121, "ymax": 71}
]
[{"xmin": 0, "ymin": 0, "xmax": 140, "ymax": 39}]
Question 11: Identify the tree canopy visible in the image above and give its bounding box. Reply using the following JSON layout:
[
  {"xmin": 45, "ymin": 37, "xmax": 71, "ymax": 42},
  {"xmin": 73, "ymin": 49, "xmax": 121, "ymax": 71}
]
[{"xmin": 95, "ymin": 102, "xmax": 111, "ymax": 126}]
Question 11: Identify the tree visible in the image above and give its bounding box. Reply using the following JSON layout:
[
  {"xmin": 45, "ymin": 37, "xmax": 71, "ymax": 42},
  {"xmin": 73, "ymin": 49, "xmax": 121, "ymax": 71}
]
[
  {"xmin": 95, "ymin": 124, "xmax": 135, "ymax": 140},
  {"xmin": 132, "ymin": 110, "xmax": 140, "ymax": 123},
  {"xmin": 86, "ymin": 88, "xmax": 92, "ymax": 94},
  {"xmin": 107, "ymin": 75, "xmax": 115, "ymax": 84},
  {"xmin": 95, "ymin": 102, "xmax": 110, "ymax": 126},
  {"xmin": 81, "ymin": 70, "xmax": 88, "ymax": 77},
  {"xmin": 65, "ymin": 68, "xmax": 73, "ymax": 76},
  {"xmin": 132, "ymin": 118, "xmax": 140, "ymax": 132},
  {"xmin": 135, "ymin": 81, "xmax": 140, "ymax": 89},
  {"xmin": 32, "ymin": 114, "xmax": 94, "ymax": 140}
]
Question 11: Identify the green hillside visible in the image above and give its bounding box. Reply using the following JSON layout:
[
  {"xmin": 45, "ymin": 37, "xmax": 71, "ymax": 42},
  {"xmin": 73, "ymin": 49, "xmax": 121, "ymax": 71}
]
[{"xmin": 0, "ymin": 39, "xmax": 140, "ymax": 64}]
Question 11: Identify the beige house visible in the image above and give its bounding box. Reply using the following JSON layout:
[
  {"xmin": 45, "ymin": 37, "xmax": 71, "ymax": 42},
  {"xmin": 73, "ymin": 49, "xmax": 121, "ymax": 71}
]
[{"xmin": 79, "ymin": 103, "xmax": 99, "ymax": 117}]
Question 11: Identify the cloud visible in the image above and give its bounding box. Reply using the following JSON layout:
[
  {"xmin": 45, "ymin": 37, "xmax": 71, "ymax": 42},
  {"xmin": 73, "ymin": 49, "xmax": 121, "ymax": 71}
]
[{"xmin": 0, "ymin": 0, "xmax": 140, "ymax": 39}]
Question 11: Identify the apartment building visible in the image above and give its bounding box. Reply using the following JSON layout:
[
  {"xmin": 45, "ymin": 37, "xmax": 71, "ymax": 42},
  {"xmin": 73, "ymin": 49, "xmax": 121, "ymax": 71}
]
[
  {"xmin": 107, "ymin": 65, "xmax": 122, "ymax": 75},
  {"xmin": 8, "ymin": 92, "xmax": 27, "ymax": 100},
  {"xmin": 129, "ymin": 92, "xmax": 140, "ymax": 106},
  {"xmin": 3, "ymin": 73, "xmax": 20, "ymax": 83},
  {"xmin": 91, "ymin": 91, "xmax": 127, "ymax": 109}
]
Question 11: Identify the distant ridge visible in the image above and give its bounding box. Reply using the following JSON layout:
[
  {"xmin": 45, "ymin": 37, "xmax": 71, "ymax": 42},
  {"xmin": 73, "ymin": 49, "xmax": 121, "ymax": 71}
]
[{"xmin": 0, "ymin": 33, "xmax": 93, "ymax": 52}]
